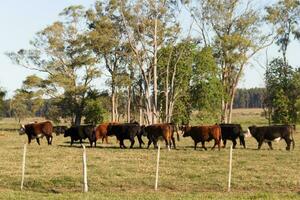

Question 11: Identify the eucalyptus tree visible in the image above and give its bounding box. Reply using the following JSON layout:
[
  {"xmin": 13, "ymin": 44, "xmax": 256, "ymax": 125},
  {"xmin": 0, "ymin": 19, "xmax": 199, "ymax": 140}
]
[
  {"xmin": 86, "ymin": 1, "xmax": 133, "ymax": 122},
  {"xmin": 119, "ymin": 0, "xmax": 181, "ymax": 124},
  {"xmin": 186, "ymin": 0, "xmax": 271, "ymax": 123},
  {"xmin": 190, "ymin": 46, "xmax": 222, "ymax": 124},
  {"xmin": 7, "ymin": 6, "xmax": 100, "ymax": 125},
  {"xmin": 265, "ymin": 0, "xmax": 300, "ymax": 65},
  {"xmin": 157, "ymin": 41, "xmax": 194, "ymax": 123}
]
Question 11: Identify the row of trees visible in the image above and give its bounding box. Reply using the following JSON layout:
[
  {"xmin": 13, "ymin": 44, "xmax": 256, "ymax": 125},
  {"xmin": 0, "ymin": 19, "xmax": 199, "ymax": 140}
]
[
  {"xmin": 5, "ymin": 0, "xmax": 300, "ymax": 125},
  {"xmin": 233, "ymin": 88, "xmax": 265, "ymax": 109}
]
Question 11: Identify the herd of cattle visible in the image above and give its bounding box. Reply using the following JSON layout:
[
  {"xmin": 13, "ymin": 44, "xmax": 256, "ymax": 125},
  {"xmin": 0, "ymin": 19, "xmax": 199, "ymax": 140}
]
[{"xmin": 19, "ymin": 121, "xmax": 296, "ymax": 151}]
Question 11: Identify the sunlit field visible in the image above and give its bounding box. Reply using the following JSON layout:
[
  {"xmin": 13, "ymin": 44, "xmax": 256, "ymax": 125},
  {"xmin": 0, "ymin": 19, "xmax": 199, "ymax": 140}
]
[{"xmin": 0, "ymin": 109, "xmax": 299, "ymax": 199}]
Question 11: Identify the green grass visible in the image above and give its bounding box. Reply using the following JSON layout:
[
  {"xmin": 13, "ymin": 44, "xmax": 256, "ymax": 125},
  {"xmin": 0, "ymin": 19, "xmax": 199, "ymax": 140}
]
[{"xmin": 0, "ymin": 109, "xmax": 299, "ymax": 199}]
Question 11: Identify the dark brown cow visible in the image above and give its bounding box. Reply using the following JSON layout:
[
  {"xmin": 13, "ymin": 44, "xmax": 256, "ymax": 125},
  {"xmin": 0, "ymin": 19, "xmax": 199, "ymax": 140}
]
[
  {"xmin": 144, "ymin": 123, "xmax": 176, "ymax": 150},
  {"xmin": 248, "ymin": 125, "xmax": 295, "ymax": 150},
  {"xmin": 19, "ymin": 121, "xmax": 53, "ymax": 145},
  {"xmin": 94, "ymin": 122, "xmax": 118, "ymax": 144},
  {"xmin": 182, "ymin": 125, "xmax": 221, "ymax": 150}
]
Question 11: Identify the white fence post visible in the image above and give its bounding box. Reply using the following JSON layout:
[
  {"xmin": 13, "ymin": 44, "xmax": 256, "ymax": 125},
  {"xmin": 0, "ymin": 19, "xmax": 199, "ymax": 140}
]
[
  {"xmin": 81, "ymin": 144, "xmax": 88, "ymax": 193},
  {"xmin": 155, "ymin": 143, "xmax": 160, "ymax": 191},
  {"xmin": 21, "ymin": 143, "xmax": 27, "ymax": 190},
  {"xmin": 228, "ymin": 144, "xmax": 233, "ymax": 192}
]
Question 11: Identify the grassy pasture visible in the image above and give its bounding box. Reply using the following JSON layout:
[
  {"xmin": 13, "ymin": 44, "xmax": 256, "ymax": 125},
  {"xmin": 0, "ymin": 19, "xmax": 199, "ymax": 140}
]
[{"xmin": 0, "ymin": 109, "xmax": 299, "ymax": 199}]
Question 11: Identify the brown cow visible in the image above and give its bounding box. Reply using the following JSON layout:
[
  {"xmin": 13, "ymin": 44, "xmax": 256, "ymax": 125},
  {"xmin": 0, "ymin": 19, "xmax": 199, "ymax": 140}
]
[
  {"xmin": 182, "ymin": 125, "xmax": 221, "ymax": 150},
  {"xmin": 19, "ymin": 121, "xmax": 53, "ymax": 145},
  {"xmin": 94, "ymin": 122, "xmax": 118, "ymax": 145},
  {"xmin": 144, "ymin": 123, "xmax": 176, "ymax": 150}
]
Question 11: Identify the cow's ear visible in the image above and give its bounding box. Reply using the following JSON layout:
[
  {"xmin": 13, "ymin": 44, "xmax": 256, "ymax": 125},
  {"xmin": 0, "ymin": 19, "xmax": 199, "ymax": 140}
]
[{"xmin": 21, "ymin": 124, "xmax": 25, "ymax": 129}]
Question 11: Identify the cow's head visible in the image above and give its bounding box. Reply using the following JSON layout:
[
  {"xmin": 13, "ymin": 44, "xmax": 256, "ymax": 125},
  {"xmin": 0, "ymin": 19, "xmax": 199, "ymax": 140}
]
[
  {"xmin": 140, "ymin": 125, "xmax": 147, "ymax": 136},
  {"xmin": 247, "ymin": 126, "xmax": 256, "ymax": 137},
  {"xmin": 19, "ymin": 124, "xmax": 26, "ymax": 135},
  {"xmin": 64, "ymin": 128, "xmax": 71, "ymax": 137},
  {"xmin": 181, "ymin": 125, "xmax": 191, "ymax": 137}
]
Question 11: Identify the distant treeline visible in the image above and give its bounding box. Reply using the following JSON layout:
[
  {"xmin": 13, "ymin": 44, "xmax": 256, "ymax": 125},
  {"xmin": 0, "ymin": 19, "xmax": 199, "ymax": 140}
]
[{"xmin": 233, "ymin": 88, "xmax": 265, "ymax": 109}]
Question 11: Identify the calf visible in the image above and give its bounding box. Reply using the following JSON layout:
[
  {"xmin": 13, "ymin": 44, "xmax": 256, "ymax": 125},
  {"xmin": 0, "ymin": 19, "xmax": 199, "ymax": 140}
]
[
  {"xmin": 107, "ymin": 123, "xmax": 144, "ymax": 149},
  {"xmin": 182, "ymin": 125, "xmax": 221, "ymax": 150},
  {"xmin": 64, "ymin": 125, "xmax": 95, "ymax": 147},
  {"xmin": 19, "ymin": 121, "xmax": 53, "ymax": 145},
  {"xmin": 144, "ymin": 123, "xmax": 176, "ymax": 150},
  {"xmin": 94, "ymin": 122, "xmax": 118, "ymax": 145},
  {"xmin": 219, "ymin": 123, "xmax": 246, "ymax": 149},
  {"xmin": 248, "ymin": 125, "xmax": 295, "ymax": 150}
]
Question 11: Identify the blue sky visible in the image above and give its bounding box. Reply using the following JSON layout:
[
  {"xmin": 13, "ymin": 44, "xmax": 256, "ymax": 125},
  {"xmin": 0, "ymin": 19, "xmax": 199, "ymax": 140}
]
[{"xmin": 0, "ymin": 0, "xmax": 299, "ymax": 98}]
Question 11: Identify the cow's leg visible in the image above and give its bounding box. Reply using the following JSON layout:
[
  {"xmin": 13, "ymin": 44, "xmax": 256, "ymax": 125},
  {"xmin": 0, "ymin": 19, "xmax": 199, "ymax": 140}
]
[
  {"xmin": 50, "ymin": 135, "xmax": 53, "ymax": 145},
  {"xmin": 147, "ymin": 139, "xmax": 152, "ymax": 149},
  {"xmin": 36, "ymin": 138, "xmax": 40, "ymax": 145},
  {"xmin": 80, "ymin": 139, "xmax": 83, "ymax": 144},
  {"xmin": 154, "ymin": 140, "xmax": 158, "ymax": 149},
  {"xmin": 201, "ymin": 141, "xmax": 207, "ymax": 151},
  {"xmin": 211, "ymin": 141, "xmax": 216, "ymax": 150},
  {"xmin": 129, "ymin": 136, "xmax": 135, "ymax": 148},
  {"xmin": 137, "ymin": 135, "xmax": 144, "ymax": 148},
  {"xmin": 46, "ymin": 136, "xmax": 50, "ymax": 145},
  {"xmin": 105, "ymin": 136, "xmax": 109, "ymax": 144},
  {"xmin": 257, "ymin": 140, "xmax": 263, "ymax": 150},
  {"xmin": 232, "ymin": 139, "xmax": 237, "ymax": 149},
  {"xmin": 223, "ymin": 139, "xmax": 227, "ymax": 148},
  {"xmin": 171, "ymin": 136, "xmax": 176, "ymax": 149},
  {"xmin": 120, "ymin": 139, "xmax": 126, "ymax": 149},
  {"xmin": 89, "ymin": 138, "xmax": 93, "ymax": 147},
  {"xmin": 284, "ymin": 138, "xmax": 291, "ymax": 151},
  {"xmin": 194, "ymin": 141, "xmax": 198, "ymax": 150},
  {"xmin": 27, "ymin": 135, "xmax": 31, "ymax": 144},
  {"xmin": 267, "ymin": 142, "xmax": 273, "ymax": 150},
  {"xmin": 70, "ymin": 138, "xmax": 74, "ymax": 146}
]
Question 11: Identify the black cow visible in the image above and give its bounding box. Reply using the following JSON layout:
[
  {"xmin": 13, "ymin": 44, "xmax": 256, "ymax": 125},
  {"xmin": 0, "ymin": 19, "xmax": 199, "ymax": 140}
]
[
  {"xmin": 53, "ymin": 125, "xmax": 68, "ymax": 136},
  {"xmin": 107, "ymin": 123, "xmax": 144, "ymax": 149},
  {"xmin": 248, "ymin": 125, "xmax": 295, "ymax": 150},
  {"xmin": 220, "ymin": 124, "xmax": 246, "ymax": 149},
  {"xmin": 64, "ymin": 125, "xmax": 95, "ymax": 147}
]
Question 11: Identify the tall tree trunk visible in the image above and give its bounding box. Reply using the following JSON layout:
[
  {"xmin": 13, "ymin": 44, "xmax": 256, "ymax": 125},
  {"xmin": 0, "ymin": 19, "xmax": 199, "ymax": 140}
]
[
  {"xmin": 74, "ymin": 111, "xmax": 82, "ymax": 126},
  {"xmin": 165, "ymin": 63, "xmax": 169, "ymax": 123},
  {"xmin": 127, "ymin": 86, "xmax": 131, "ymax": 123},
  {"xmin": 111, "ymin": 74, "xmax": 116, "ymax": 122},
  {"xmin": 228, "ymin": 87, "xmax": 237, "ymax": 123},
  {"xmin": 153, "ymin": 10, "xmax": 158, "ymax": 124}
]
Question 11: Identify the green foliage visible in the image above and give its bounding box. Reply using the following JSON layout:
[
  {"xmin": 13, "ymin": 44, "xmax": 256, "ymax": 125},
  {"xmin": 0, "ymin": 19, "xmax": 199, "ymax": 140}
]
[
  {"xmin": 7, "ymin": 5, "xmax": 100, "ymax": 125},
  {"xmin": 10, "ymin": 89, "xmax": 43, "ymax": 122},
  {"xmin": 264, "ymin": 58, "xmax": 300, "ymax": 123},
  {"xmin": 83, "ymin": 98, "xmax": 107, "ymax": 125},
  {"xmin": 190, "ymin": 47, "xmax": 222, "ymax": 124}
]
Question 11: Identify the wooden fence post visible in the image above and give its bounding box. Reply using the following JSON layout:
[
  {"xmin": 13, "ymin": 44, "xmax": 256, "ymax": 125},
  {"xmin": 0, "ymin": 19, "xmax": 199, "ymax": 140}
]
[
  {"xmin": 228, "ymin": 144, "xmax": 233, "ymax": 192},
  {"xmin": 21, "ymin": 143, "xmax": 27, "ymax": 190},
  {"xmin": 81, "ymin": 144, "xmax": 88, "ymax": 193},
  {"xmin": 155, "ymin": 143, "xmax": 160, "ymax": 191}
]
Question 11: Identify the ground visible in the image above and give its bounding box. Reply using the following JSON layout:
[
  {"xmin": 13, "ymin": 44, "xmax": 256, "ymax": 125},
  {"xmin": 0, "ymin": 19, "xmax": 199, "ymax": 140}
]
[{"xmin": 0, "ymin": 109, "xmax": 299, "ymax": 199}]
